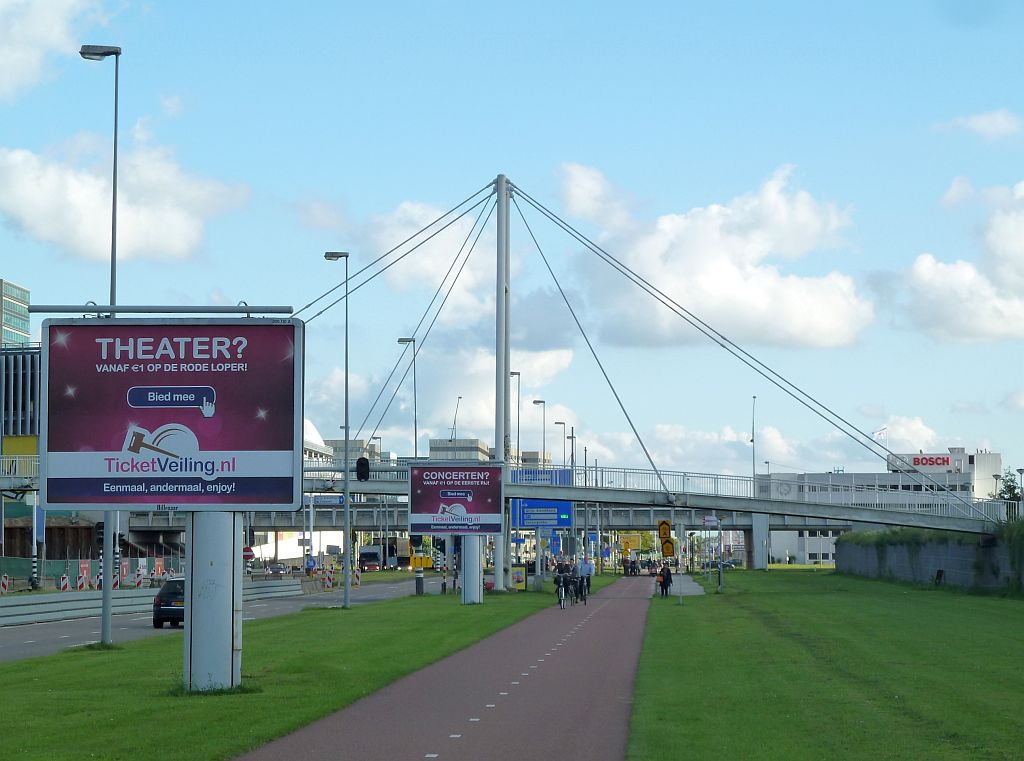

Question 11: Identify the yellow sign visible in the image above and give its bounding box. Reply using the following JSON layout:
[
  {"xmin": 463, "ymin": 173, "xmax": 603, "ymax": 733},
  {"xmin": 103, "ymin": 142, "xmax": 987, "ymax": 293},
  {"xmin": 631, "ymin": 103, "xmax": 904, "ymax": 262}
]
[
  {"xmin": 658, "ymin": 520, "xmax": 671, "ymax": 540},
  {"xmin": 411, "ymin": 555, "xmax": 433, "ymax": 569},
  {"xmin": 620, "ymin": 532, "xmax": 642, "ymax": 553},
  {"xmin": 661, "ymin": 538, "xmax": 676, "ymax": 558}
]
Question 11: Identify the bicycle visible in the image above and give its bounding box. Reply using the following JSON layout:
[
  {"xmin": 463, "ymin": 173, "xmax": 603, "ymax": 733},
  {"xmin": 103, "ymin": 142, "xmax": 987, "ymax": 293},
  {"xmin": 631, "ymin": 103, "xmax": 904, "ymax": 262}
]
[
  {"xmin": 555, "ymin": 574, "xmax": 568, "ymax": 609},
  {"xmin": 578, "ymin": 576, "xmax": 588, "ymax": 605}
]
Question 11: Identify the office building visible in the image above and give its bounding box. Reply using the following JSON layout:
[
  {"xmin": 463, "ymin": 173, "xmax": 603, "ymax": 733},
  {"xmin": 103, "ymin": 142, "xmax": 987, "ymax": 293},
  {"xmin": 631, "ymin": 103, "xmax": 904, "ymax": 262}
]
[{"xmin": 0, "ymin": 280, "xmax": 30, "ymax": 346}]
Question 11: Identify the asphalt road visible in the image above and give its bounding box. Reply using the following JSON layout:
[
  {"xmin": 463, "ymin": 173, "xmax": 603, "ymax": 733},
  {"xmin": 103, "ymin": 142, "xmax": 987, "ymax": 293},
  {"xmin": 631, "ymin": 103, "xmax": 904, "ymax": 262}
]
[{"xmin": 0, "ymin": 575, "xmax": 446, "ymax": 663}]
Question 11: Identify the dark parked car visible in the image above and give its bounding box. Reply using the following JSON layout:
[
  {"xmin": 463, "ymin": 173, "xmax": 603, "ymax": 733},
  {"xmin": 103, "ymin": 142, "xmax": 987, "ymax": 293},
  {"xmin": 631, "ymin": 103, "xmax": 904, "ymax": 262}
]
[
  {"xmin": 152, "ymin": 577, "xmax": 185, "ymax": 629},
  {"xmin": 266, "ymin": 562, "xmax": 291, "ymax": 578}
]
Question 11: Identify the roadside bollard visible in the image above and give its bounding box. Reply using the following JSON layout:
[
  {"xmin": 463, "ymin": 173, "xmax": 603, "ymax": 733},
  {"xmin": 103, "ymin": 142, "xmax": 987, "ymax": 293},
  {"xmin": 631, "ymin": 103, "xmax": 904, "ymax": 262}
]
[{"xmin": 415, "ymin": 569, "xmax": 425, "ymax": 595}]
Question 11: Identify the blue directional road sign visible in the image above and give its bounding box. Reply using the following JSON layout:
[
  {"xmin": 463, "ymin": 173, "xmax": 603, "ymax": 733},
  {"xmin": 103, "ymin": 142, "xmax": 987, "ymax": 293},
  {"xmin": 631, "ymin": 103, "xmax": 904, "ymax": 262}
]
[
  {"xmin": 305, "ymin": 494, "xmax": 345, "ymax": 505},
  {"xmin": 511, "ymin": 498, "xmax": 573, "ymax": 528}
]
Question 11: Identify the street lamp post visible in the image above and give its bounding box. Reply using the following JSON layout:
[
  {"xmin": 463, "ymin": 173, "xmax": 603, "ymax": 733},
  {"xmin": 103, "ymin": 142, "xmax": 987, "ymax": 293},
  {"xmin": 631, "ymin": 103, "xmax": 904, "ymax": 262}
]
[
  {"xmin": 325, "ymin": 251, "xmax": 352, "ymax": 608},
  {"xmin": 80, "ymin": 45, "xmax": 121, "ymax": 309},
  {"xmin": 80, "ymin": 42, "xmax": 121, "ymax": 647},
  {"xmin": 397, "ymin": 337, "xmax": 418, "ymax": 458},
  {"xmin": 533, "ymin": 400, "xmax": 546, "ymax": 467},
  {"xmin": 554, "ymin": 421, "xmax": 566, "ymax": 466},
  {"xmin": 510, "ymin": 371, "xmax": 521, "ymax": 465},
  {"xmin": 765, "ymin": 460, "xmax": 770, "ymax": 476}
]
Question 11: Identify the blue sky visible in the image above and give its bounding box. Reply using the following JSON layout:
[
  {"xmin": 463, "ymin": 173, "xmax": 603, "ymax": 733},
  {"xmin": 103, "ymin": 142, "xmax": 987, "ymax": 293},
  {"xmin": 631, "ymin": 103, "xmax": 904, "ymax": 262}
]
[{"xmin": 2, "ymin": 1, "xmax": 1023, "ymax": 484}]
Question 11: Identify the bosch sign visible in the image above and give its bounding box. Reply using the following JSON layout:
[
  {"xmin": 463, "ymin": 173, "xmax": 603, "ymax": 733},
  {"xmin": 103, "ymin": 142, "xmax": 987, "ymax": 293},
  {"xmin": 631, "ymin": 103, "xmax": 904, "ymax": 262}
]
[{"xmin": 912, "ymin": 455, "xmax": 950, "ymax": 467}]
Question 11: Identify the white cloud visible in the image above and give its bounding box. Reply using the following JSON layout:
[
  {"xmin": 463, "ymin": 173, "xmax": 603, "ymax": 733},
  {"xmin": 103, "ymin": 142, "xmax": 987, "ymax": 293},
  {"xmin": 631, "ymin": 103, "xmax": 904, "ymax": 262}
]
[
  {"xmin": 364, "ymin": 200, "xmax": 496, "ymax": 326},
  {"xmin": 905, "ymin": 254, "xmax": 1024, "ymax": 341},
  {"xmin": 296, "ymin": 199, "xmax": 347, "ymax": 231},
  {"xmin": 0, "ymin": 141, "xmax": 249, "ymax": 261},
  {"xmin": 0, "ymin": 0, "xmax": 96, "ymax": 101},
  {"xmin": 160, "ymin": 94, "xmax": 183, "ymax": 118},
  {"xmin": 947, "ymin": 109, "xmax": 1023, "ymax": 139},
  {"xmin": 561, "ymin": 162, "xmax": 632, "ymax": 232},
  {"xmin": 561, "ymin": 164, "xmax": 872, "ymax": 348},
  {"xmin": 1003, "ymin": 389, "xmax": 1024, "ymax": 412},
  {"xmin": 901, "ymin": 178, "xmax": 1024, "ymax": 341},
  {"xmin": 940, "ymin": 176, "xmax": 974, "ymax": 207},
  {"xmin": 880, "ymin": 415, "xmax": 939, "ymax": 453}
]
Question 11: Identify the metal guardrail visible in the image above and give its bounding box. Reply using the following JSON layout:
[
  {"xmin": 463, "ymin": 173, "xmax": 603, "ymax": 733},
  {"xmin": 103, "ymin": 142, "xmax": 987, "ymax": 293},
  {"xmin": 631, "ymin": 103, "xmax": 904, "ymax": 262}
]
[{"xmin": 0, "ymin": 578, "xmax": 304, "ymax": 627}]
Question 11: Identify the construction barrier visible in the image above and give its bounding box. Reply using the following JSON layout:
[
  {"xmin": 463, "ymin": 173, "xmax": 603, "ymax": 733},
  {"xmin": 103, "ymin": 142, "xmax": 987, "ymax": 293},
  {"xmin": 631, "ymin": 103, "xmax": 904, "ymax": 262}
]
[
  {"xmin": 354, "ymin": 567, "xmax": 361, "ymax": 587},
  {"xmin": 112, "ymin": 574, "xmax": 119, "ymax": 591},
  {"xmin": 325, "ymin": 568, "xmax": 334, "ymax": 589},
  {"xmin": 59, "ymin": 575, "xmax": 69, "ymax": 592},
  {"xmin": 134, "ymin": 566, "xmax": 144, "ymax": 588},
  {"xmin": 0, "ymin": 574, "xmax": 8, "ymax": 594},
  {"xmin": 76, "ymin": 574, "xmax": 87, "ymax": 591}
]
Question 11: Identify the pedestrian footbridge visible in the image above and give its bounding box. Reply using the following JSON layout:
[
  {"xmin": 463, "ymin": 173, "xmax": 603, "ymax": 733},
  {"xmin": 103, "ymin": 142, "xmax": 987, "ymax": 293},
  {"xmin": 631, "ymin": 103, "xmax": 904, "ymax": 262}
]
[{"xmin": 4, "ymin": 456, "xmax": 1010, "ymax": 536}]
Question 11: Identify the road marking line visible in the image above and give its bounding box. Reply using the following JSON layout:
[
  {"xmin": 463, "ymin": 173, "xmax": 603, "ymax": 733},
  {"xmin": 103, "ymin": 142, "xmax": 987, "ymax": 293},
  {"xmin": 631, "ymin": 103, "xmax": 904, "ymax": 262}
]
[
  {"xmin": 530, "ymin": 665, "xmax": 537, "ymax": 669},
  {"xmin": 59, "ymin": 635, "xmax": 70, "ymax": 639},
  {"xmin": 521, "ymin": 673, "xmax": 529, "ymax": 676},
  {"xmin": 511, "ymin": 681, "xmax": 519, "ymax": 685},
  {"xmin": 499, "ymin": 692, "xmax": 508, "ymax": 696},
  {"xmin": 130, "ymin": 617, "xmax": 148, "ymax": 621},
  {"xmin": 23, "ymin": 640, "xmax": 35, "ymax": 644},
  {"xmin": 486, "ymin": 704, "xmax": 495, "ymax": 708},
  {"xmin": 469, "ymin": 718, "xmax": 480, "ymax": 722},
  {"xmin": 537, "ymin": 658, "xmax": 545, "ymax": 662},
  {"xmin": 425, "ymin": 754, "xmax": 439, "ymax": 758},
  {"xmin": 449, "ymin": 734, "xmax": 462, "ymax": 738}
]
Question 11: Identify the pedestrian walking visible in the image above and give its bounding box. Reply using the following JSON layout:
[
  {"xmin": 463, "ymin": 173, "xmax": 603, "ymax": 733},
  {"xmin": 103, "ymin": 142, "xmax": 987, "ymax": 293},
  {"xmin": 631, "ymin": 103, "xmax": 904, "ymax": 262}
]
[{"xmin": 658, "ymin": 562, "xmax": 673, "ymax": 597}]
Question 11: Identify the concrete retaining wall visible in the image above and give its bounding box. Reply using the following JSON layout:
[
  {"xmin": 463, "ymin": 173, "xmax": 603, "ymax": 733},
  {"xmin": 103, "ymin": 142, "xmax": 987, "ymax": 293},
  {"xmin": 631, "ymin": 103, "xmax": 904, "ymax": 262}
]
[{"xmin": 836, "ymin": 539, "xmax": 1020, "ymax": 591}]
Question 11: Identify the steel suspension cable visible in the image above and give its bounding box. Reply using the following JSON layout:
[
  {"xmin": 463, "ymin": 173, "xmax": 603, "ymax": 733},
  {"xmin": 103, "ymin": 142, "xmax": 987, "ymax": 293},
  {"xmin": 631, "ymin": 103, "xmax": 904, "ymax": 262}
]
[
  {"xmin": 512, "ymin": 195, "xmax": 674, "ymax": 498},
  {"xmin": 295, "ymin": 181, "xmax": 495, "ymax": 319},
  {"xmin": 354, "ymin": 197, "xmax": 496, "ymax": 442},
  {"xmin": 512, "ymin": 184, "xmax": 987, "ymax": 518}
]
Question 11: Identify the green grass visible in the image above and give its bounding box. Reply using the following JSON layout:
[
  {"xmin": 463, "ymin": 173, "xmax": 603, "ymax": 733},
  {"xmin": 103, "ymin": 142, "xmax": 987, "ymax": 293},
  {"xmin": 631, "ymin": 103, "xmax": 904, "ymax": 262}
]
[
  {"xmin": 1, "ymin": 590, "xmax": 552, "ymax": 760},
  {"xmin": 629, "ymin": 569, "xmax": 1024, "ymax": 761}
]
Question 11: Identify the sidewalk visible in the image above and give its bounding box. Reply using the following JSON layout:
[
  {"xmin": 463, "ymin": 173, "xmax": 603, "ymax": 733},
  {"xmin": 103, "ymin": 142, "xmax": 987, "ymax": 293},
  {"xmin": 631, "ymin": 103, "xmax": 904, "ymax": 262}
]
[{"xmin": 235, "ymin": 576, "xmax": 657, "ymax": 761}]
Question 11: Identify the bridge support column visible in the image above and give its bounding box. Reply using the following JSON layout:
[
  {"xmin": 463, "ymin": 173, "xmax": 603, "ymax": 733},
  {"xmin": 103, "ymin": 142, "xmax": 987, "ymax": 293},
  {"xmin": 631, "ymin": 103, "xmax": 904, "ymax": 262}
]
[{"xmin": 751, "ymin": 513, "xmax": 769, "ymax": 570}]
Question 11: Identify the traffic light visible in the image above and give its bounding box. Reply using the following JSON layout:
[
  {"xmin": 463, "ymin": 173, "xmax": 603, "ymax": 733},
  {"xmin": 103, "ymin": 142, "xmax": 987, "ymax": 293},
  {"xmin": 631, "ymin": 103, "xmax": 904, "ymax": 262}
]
[
  {"xmin": 356, "ymin": 456, "xmax": 370, "ymax": 481},
  {"xmin": 94, "ymin": 521, "xmax": 104, "ymax": 545},
  {"xmin": 411, "ymin": 534, "xmax": 423, "ymax": 548}
]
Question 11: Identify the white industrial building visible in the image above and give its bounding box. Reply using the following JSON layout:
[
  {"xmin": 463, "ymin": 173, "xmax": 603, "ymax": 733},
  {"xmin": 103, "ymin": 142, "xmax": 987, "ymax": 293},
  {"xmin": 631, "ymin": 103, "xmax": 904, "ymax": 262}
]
[{"xmin": 767, "ymin": 447, "xmax": 1003, "ymax": 565}]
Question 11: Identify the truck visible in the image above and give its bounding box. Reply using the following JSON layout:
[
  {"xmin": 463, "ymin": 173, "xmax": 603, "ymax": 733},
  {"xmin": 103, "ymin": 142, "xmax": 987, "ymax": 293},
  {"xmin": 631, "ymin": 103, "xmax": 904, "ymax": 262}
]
[
  {"xmin": 358, "ymin": 545, "xmax": 383, "ymax": 572},
  {"xmin": 395, "ymin": 537, "xmax": 411, "ymax": 570}
]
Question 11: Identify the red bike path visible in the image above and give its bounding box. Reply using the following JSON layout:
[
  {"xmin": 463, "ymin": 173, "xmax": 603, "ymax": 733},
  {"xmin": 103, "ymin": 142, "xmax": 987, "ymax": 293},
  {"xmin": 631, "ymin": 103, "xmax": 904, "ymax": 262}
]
[{"xmin": 236, "ymin": 576, "xmax": 660, "ymax": 761}]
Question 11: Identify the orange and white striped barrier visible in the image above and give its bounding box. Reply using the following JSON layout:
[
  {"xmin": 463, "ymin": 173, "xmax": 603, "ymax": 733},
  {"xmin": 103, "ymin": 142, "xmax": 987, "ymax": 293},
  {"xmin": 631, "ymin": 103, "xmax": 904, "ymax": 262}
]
[
  {"xmin": 135, "ymin": 566, "xmax": 144, "ymax": 588},
  {"xmin": 59, "ymin": 574, "xmax": 70, "ymax": 592},
  {"xmin": 0, "ymin": 574, "xmax": 9, "ymax": 594},
  {"xmin": 76, "ymin": 574, "xmax": 87, "ymax": 591},
  {"xmin": 325, "ymin": 568, "xmax": 334, "ymax": 589},
  {"xmin": 354, "ymin": 567, "xmax": 361, "ymax": 587},
  {"xmin": 112, "ymin": 573, "xmax": 120, "ymax": 590}
]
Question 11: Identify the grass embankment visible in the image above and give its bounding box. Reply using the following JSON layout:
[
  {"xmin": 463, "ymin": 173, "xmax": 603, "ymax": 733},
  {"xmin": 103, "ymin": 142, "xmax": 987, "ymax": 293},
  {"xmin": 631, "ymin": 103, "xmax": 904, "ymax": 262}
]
[
  {"xmin": 2, "ymin": 591, "xmax": 550, "ymax": 760},
  {"xmin": 629, "ymin": 569, "xmax": 1024, "ymax": 761},
  {"xmin": 2, "ymin": 574, "xmax": 617, "ymax": 760}
]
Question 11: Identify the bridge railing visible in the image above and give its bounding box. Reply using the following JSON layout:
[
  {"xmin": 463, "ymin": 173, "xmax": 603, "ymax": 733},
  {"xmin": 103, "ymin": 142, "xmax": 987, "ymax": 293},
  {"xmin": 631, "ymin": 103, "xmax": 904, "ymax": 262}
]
[
  {"xmin": 0, "ymin": 456, "xmax": 39, "ymax": 479},
  {"xmin": 302, "ymin": 460, "xmax": 1010, "ymax": 524}
]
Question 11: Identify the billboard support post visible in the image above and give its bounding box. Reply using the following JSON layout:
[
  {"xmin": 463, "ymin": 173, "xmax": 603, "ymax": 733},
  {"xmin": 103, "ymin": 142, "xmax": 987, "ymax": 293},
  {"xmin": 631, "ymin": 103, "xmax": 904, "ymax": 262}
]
[{"xmin": 184, "ymin": 510, "xmax": 243, "ymax": 690}]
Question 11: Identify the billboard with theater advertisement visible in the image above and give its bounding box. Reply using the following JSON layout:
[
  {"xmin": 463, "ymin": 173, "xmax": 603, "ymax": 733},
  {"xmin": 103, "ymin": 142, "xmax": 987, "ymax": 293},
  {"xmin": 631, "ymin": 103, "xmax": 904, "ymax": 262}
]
[
  {"xmin": 408, "ymin": 464, "xmax": 503, "ymax": 534},
  {"xmin": 40, "ymin": 318, "xmax": 303, "ymax": 511}
]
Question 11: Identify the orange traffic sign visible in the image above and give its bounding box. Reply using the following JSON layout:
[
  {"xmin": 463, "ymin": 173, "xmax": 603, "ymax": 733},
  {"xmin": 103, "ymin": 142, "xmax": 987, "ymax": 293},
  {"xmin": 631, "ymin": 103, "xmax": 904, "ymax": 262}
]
[{"xmin": 658, "ymin": 520, "xmax": 671, "ymax": 540}]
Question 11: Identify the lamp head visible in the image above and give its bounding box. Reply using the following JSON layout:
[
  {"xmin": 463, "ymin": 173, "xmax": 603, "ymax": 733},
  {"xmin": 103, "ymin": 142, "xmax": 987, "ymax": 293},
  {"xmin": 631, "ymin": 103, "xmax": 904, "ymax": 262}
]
[
  {"xmin": 532, "ymin": 399, "xmax": 544, "ymax": 406},
  {"xmin": 397, "ymin": 337, "xmax": 415, "ymax": 345},
  {"xmin": 324, "ymin": 251, "xmax": 349, "ymax": 261},
  {"xmin": 80, "ymin": 44, "xmax": 121, "ymax": 60}
]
